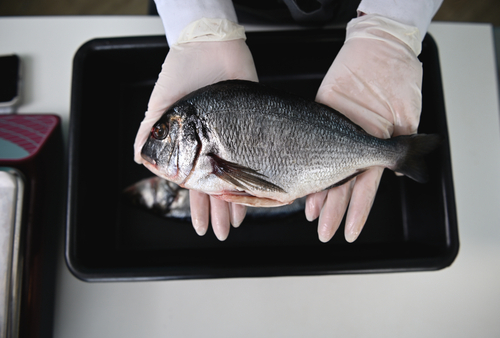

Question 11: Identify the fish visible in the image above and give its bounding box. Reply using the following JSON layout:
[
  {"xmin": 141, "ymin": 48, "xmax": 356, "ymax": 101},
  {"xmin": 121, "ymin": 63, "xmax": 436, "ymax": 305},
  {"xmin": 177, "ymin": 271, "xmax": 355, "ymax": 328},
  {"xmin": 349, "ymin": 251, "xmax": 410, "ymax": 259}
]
[
  {"xmin": 123, "ymin": 176, "xmax": 190, "ymax": 219},
  {"xmin": 141, "ymin": 80, "xmax": 440, "ymax": 207},
  {"xmin": 123, "ymin": 176, "xmax": 306, "ymax": 219}
]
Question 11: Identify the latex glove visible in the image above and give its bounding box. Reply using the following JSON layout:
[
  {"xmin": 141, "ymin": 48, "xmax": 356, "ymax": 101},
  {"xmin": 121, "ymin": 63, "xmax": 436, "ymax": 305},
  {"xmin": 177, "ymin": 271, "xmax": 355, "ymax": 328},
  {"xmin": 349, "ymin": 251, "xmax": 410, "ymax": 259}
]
[
  {"xmin": 134, "ymin": 19, "xmax": 258, "ymax": 241},
  {"xmin": 305, "ymin": 14, "xmax": 423, "ymax": 243}
]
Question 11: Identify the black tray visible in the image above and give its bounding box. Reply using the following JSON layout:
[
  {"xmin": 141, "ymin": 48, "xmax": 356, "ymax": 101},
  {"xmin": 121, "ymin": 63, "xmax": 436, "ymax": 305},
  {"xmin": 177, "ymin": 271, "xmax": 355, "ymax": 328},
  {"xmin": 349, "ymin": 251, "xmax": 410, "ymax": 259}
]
[{"xmin": 66, "ymin": 29, "xmax": 458, "ymax": 281}]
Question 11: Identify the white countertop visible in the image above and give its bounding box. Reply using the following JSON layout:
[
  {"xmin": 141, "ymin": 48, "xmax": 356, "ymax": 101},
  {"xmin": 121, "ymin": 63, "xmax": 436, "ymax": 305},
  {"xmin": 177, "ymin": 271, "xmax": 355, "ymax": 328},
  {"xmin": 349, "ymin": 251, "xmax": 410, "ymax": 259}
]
[{"xmin": 1, "ymin": 17, "xmax": 500, "ymax": 337}]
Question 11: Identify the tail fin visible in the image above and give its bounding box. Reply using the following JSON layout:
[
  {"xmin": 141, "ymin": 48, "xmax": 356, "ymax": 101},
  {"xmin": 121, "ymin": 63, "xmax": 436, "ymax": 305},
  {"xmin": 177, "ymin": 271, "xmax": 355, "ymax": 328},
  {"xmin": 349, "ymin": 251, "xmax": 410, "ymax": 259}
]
[{"xmin": 392, "ymin": 134, "xmax": 442, "ymax": 183}]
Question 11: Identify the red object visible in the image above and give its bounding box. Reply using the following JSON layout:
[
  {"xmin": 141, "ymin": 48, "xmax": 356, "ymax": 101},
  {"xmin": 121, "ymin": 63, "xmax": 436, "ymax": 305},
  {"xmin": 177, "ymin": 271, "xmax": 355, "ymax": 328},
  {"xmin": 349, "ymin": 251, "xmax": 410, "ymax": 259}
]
[{"xmin": 0, "ymin": 114, "xmax": 59, "ymax": 159}]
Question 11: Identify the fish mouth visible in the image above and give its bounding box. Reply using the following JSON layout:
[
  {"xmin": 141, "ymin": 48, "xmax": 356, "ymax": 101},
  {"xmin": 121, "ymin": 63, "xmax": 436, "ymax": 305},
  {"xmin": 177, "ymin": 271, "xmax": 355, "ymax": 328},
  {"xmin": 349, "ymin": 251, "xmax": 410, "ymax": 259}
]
[
  {"xmin": 141, "ymin": 152, "xmax": 156, "ymax": 166},
  {"xmin": 142, "ymin": 160, "xmax": 157, "ymax": 172},
  {"xmin": 141, "ymin": 139, "xmax": 158, "ymax": 167},
  {"xmin": 142, "ymin": 161, "xmax": 165, "ymax": 180},
  {"xmin": 141, "ymin": 146, "xmax": 181, "ymax": 182}
]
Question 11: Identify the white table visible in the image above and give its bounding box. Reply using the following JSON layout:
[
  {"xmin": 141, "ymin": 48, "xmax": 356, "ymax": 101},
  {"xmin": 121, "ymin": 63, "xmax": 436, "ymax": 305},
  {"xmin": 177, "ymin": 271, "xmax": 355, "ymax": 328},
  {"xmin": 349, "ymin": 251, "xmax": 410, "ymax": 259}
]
[{"xmin": 1, "ymin": 17, "xmax": 500, "ymax": 337}]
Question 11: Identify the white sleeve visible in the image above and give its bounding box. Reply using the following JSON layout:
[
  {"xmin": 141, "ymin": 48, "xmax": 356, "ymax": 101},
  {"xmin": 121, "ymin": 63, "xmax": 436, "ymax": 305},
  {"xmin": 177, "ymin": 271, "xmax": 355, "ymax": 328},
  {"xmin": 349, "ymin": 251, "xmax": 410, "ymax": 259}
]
[
  {"xmin": 357, "ymin": 0, "xmax": 443, "ymax": 38},
  {"xmin": 154, "ymin": 0, "xmax": 238, "ymax": 46}
]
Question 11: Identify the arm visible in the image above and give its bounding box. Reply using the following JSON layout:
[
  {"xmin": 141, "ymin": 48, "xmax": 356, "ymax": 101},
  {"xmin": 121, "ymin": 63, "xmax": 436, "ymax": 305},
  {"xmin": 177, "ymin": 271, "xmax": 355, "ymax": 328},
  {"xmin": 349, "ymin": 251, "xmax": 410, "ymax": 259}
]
[{"xmin": 306, "ymin": 0, "xmax": 443, "ymax": 243}]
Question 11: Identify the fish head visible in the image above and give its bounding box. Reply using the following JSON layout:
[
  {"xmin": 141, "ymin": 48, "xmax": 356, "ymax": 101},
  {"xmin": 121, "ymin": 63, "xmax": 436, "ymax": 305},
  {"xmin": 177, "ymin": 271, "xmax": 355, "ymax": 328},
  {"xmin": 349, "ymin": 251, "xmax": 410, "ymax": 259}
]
[{"xmin": 141, "ymin": 103, "xmax": 199, "ymax": 185}]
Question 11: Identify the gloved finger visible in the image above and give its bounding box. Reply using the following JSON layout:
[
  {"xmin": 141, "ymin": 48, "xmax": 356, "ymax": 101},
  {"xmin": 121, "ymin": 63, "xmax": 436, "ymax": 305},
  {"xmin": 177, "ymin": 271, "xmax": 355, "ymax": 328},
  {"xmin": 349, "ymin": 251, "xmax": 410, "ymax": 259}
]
[
  {"xmin": 317, "ymin": 179, "xmax": 355, "ymax": 243},
  {"xmin": 190, "ymin": 190, "xmax": 210, "ymax": 236},
  {"xmin": 344, "ymin": 167, "xmax": 384, "ymax": 242},
  {"xmin": 305, "ymin": 190, "xmax": 328, "ymax": 222},
  {"xmin": 210, "ymin": 196, "xmax": 231, "ymax": 241},
  {"xmin": 229, "ymin": 203, "xmax": 247, "ymax": 228}
]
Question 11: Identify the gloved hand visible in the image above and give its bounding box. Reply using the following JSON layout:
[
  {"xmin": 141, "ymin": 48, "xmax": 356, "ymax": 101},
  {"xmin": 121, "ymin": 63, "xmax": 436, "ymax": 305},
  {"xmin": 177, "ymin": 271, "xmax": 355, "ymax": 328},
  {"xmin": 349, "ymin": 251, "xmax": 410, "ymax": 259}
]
[
  {"xmin": 134, "ymin": 18, "xmax": 258, "ymax": 241},
  {"xmin": 305, "ymin": 14, "xmax": 423, "ymax": 243}
]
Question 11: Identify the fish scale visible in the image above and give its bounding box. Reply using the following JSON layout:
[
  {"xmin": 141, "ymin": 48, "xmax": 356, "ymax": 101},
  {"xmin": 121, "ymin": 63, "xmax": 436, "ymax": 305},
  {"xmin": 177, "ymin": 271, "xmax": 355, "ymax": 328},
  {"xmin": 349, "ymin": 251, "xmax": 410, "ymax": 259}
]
[
  {"xmin": 200, "ymin": 94, "xmax": 386, "ymax": 195},
  {"xmin": 141, "ymin": 80, "xmax": 440, "ymax": 207}
]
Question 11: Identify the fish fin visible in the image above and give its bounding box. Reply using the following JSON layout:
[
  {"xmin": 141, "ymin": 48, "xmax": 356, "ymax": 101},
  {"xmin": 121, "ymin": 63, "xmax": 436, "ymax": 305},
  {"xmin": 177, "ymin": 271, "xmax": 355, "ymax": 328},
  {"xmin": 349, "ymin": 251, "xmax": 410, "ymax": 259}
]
[
  {"xmin": 324, "ymin": 170, "xmax": 367, "ymax": 190},
  {"xmin": 214, "ymin": 193, "xmax": 291, "ymax": 207},
  {"xmin": 392, "ymin": 134, "xmax": 442, "ymax": 183},
  {"xmin": 208, "ymin": 153, "xmax": 286, "ymax": 193}
]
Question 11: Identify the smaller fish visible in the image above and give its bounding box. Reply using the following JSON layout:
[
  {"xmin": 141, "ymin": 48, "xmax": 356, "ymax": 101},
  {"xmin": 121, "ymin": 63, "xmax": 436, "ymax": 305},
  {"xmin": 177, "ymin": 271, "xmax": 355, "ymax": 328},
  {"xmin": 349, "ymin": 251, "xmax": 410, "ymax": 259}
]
[
  {"xmin": 124, "ymin": 176, "xmax": 190, "ymax": 219},
  {"xmin": 124, "ymin": 177, "xmax": 306, "ymax": 220}
]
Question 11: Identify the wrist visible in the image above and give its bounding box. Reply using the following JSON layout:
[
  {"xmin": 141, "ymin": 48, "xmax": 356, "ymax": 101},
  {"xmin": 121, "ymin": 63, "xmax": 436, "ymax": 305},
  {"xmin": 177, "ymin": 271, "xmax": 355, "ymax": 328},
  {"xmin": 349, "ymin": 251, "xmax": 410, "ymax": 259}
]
[
  {"xmin": 346, "ymin": 14, "xmax": 422, "ymax": 56},
  {"xmin": 357, "ymin": 0, "xmax": 443, "ymax": 39},
  {"xmin": 176, "ymin": 18, "xmax": 246, "ymax": 45},
  {"xmin": 154, "ymin": 0, "xmax": 238, "ymax": 45}
]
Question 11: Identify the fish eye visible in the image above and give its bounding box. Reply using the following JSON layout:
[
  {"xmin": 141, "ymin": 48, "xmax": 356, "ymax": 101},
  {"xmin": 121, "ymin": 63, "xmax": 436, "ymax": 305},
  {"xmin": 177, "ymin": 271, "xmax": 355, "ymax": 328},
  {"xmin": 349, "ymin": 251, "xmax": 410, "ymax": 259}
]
[{"xmin": 152, "ymin": 122, "xmax": 168, "ymax": 140}]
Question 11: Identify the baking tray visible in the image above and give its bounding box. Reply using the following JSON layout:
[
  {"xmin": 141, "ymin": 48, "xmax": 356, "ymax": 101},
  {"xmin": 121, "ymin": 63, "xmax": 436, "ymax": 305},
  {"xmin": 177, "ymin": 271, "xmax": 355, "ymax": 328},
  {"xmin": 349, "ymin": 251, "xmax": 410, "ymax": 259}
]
[{"xmin": 66, "ymin": 29, "xmax": 458, "ymax": 281}]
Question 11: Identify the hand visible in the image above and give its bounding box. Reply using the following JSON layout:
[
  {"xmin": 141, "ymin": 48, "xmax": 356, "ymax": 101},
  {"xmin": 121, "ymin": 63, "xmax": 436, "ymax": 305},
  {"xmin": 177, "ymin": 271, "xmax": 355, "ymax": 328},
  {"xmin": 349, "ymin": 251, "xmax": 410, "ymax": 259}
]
[
  {"xmin": 134, "ymin": 37, "xmax": 258, "ymax": 241},
  {"xmin": 305, "ymin": 14, "xmax": 423, "ymax": 243}
]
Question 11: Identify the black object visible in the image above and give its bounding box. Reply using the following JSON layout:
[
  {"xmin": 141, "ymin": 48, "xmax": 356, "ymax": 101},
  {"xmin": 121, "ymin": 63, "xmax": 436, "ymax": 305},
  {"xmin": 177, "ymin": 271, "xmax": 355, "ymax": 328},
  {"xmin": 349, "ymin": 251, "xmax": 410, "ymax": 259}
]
[
  {"xmin": 148, "ymin": 0, "xmax": 358, "ymax": 26},
  {"xmin": 0, "ymin": 54, "xmax": 20, "ymax": 105},
  {"xmin": 66, "ymin": 29, "xmax": 458, "ymax": 282},
  {"xmin": 233, "ymin": 0, "xmax": 358, "ymax": 26}
]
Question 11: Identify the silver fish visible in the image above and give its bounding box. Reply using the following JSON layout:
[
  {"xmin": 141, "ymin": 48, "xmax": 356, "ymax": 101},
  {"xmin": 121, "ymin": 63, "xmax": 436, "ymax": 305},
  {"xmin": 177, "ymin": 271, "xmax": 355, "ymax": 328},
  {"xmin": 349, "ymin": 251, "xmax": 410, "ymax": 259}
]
[
  {"xmin": 124, "ymin": 176, "xmax": 306, "ymax": 219},
  {"xmin": 141, "ymin": 80, "xmax": 440, "ymax": 207},
  {"xmin": 124, "ymin": 176, "xmax": 190, "ymax": 218}
]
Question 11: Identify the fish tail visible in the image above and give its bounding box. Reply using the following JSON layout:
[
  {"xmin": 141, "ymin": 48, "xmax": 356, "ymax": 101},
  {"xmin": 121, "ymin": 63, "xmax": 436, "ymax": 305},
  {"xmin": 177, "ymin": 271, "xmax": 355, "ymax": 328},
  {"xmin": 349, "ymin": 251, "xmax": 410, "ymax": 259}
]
[{"xmin": 391, "ymin": 134, "xmax": 442, "ymax": 183}]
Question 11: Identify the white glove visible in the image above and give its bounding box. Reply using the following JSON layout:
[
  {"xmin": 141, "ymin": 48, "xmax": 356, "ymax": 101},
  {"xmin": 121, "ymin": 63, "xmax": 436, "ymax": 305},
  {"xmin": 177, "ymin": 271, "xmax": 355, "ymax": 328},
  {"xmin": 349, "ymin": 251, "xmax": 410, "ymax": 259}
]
[
  {"xmin": 134, "ymin": 18, "xmax": 258, "ymax": 241},
  {"xmin": 305, "ymin": 14, "xmax": 423, "ymax": 242}
]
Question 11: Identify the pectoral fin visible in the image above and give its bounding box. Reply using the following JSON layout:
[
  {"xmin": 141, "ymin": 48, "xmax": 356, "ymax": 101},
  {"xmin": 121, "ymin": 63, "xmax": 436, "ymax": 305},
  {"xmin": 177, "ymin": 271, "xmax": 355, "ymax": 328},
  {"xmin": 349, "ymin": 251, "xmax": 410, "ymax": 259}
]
[
  {"xmin": 208, "ymin": 153, "xmax": 286, "ymax": 193},
  {"xmin": 214, "ymin": 193, "xmax": 290, "ymax": 207}
]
